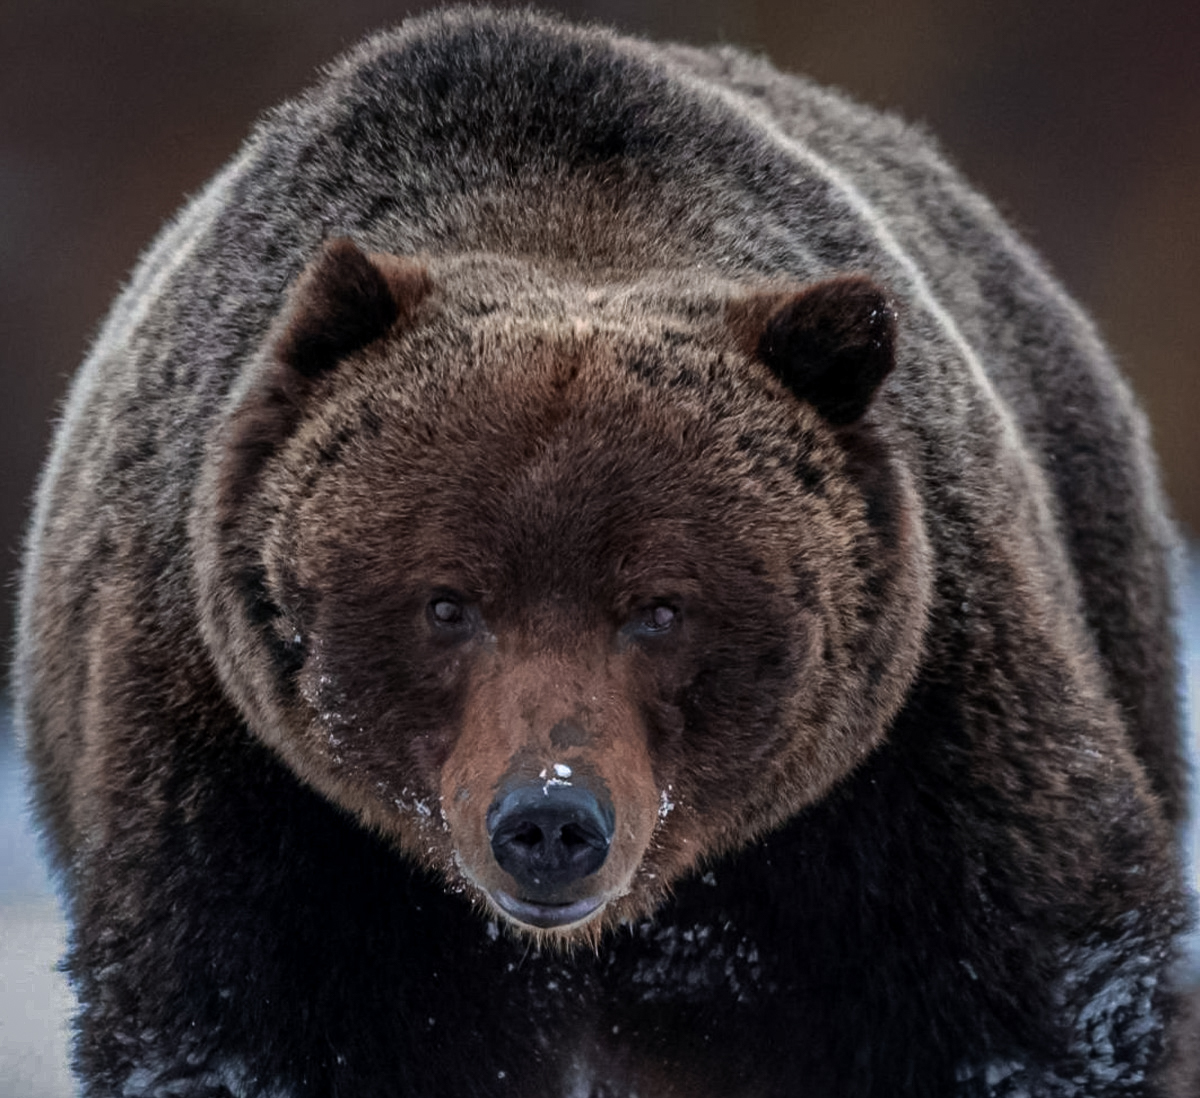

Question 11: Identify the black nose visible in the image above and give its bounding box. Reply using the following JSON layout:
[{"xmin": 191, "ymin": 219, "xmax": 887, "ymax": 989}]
[{"xmin": 487, "ymin": 782, "xmax": 614, "ymax": 896}]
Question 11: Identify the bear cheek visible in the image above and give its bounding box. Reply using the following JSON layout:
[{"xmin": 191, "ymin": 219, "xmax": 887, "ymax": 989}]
[{"xmin": 439, "ymin": 658, "xmax": 661, "ymax": 934}]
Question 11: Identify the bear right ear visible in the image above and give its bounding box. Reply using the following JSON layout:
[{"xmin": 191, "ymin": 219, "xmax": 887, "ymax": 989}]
[
  {"xmin": 729, "ymin": 276, "xmax": 896, "ymax": 427},
  {"xmin": 275, "ymin": 237, "xmax": 432, "ymax": 378}
]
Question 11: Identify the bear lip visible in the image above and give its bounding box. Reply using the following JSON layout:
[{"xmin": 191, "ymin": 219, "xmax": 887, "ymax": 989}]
[{"xmin": 492, "ymin": 890, "xmax": 606, "ymax": 930}]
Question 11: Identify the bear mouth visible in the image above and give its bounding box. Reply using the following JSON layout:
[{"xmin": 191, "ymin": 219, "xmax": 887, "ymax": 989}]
[{"xmin": 492, "ymin": 890, "xmax": 606, "ymax": 929}]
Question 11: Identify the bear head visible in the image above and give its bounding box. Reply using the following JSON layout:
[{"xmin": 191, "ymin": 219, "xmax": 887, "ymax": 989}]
[{"xmin": 192, "ymin": 238, "xmax": 932, "ymax": 942}]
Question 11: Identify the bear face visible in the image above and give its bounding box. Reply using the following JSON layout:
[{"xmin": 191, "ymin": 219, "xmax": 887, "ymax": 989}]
[{"xmin": 194, "ymin": 240, "xmax": 931, "ymax": 938}]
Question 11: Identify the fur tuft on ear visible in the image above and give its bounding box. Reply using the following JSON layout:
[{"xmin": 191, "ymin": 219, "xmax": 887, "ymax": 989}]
[
  {"xmin": 275, "ymin": 237, "xmax": 431, "ymax": 378},
  {"xmin": 730, "ymin": 276, "xmax": 896, "ymax": 427}
]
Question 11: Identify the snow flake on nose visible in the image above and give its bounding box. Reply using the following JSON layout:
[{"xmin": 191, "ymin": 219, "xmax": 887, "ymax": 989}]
[{"xmin": 538, "ymin": 762, "xmax": 573, "ymax": 792}]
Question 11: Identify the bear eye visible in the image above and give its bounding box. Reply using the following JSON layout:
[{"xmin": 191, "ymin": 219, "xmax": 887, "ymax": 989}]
[
  {"xmin": 430, "ymin": 598, "xmax": 463, "ymax": 625},
  {"xmin": 628, "ymin": 601, "xmax": 681, "ymax": 638},
  {"xmin": 426, "ymin": 593, "xmax": 476, "ymax": 638},
  {"xmin": 646, "ymin": 604, "xmax": 678, "ymax": 631}
]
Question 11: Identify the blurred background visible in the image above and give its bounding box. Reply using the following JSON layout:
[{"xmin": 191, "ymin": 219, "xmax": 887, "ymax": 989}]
[{"xmin": 1, "ymin": 2, "xmax": 1197, "ymax": 1094}]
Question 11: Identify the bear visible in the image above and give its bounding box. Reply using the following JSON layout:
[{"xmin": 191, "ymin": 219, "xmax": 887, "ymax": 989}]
[{"xmin": 14, "ymin": 6, "xmax": 1197, "ymax": 1097}]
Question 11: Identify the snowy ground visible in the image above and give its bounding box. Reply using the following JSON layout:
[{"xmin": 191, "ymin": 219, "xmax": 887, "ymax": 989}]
[
  {"xmin": 2, "ymin": 551, "xmax": 1198, "ymax": 1097},
  {"xmin": 0, "ymin": 721, "xmax": 73, "ymax": 1098}
]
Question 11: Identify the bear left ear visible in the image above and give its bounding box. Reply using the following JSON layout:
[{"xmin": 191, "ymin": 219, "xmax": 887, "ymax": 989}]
[
  {"xmin": 730, "ymin": 276, "xmax": 896, "ymax": 427},
  {"xmin": 213, "ymin": 241, "xmax": 432, "ymax": 515},
  {"xmin": 275, "ymin": 237, "xmax": 432, "ymax": 379}
]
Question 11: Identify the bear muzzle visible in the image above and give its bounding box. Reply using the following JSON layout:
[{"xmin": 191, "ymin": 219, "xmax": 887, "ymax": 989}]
[{"xmin": 440, "ymin": 654, "xmax": 663, "ymax": 933}]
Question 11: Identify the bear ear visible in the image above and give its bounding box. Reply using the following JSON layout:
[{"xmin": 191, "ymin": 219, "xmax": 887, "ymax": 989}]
[
  {"xmin": 275, "ymin": 237, "xmax": 432, "ymax": 378},
  {"xmin": 730, "ymin": 276, "xmax": 896, "ymax": 427}
]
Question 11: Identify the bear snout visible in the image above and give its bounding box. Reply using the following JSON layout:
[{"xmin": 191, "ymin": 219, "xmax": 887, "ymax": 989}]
[
  {"xmin": 487, "ymin": 781, "xmax": 615, "ymax": 897},
  {"xmin": 438, "ymin": 652, "xmax": 664, "ymax": 932}
]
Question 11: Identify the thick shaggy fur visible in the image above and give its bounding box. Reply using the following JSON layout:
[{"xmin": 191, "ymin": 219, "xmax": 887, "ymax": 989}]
[{"xmin": 16, "ymin": 8, "xmax": 1195, "ymax": 1097}]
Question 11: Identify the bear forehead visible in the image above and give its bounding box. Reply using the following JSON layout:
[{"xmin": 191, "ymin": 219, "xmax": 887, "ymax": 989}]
[
  {"xmin": 276, "ymin": 325, "xmax": 849, "ymax": 588},
  {"xmin": 284, "ymin": 311, "xmax": 844, "ymax": 496}
]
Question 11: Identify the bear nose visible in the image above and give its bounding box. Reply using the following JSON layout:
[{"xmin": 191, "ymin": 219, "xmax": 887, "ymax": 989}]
[{"xmin": 487, "ymin": 782, "xmax": 614, "ymax": 896}]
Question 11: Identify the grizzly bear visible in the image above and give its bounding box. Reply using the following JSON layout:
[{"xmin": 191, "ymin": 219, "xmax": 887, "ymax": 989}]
[{"xmin": 15, "ymin": 7, "xmax": 1196, "ymax": 1097}]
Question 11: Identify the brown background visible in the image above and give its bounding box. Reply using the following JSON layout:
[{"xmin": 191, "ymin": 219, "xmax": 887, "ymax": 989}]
[{"xmin": 3, "ymin": 0, "xmax": 1198, "ymax": 653}]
